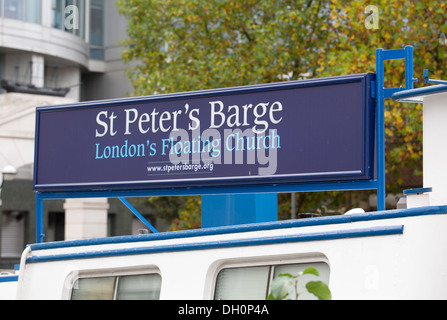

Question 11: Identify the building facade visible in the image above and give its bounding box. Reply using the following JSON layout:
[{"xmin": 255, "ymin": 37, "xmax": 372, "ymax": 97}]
[
  {"xmin": 0, "ymin": 0, "xmax": 134, "ymax": 101},
  {"xmin": 0, "ymin": 0, "xmax": 159, "ymax": 269}
]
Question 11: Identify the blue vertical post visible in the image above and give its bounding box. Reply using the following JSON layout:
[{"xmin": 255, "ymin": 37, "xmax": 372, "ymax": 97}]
[
  {"xmin": 35, "ymin": 193, "xmax": 44, "ymax": 243},
  {"xmin": 376, "ymin": 48, "xmax": 386, "ymax": 211},
  {"xmin": 202, "ymin": 194, "xmax": 277, "ymax": 228},
  {"xmin": 404, "ymin": 46, "xmax": 414, "ymax": 91},
  {"xmin": 375, "ymin": 45, "xmax": 414, "ymax": 211}
]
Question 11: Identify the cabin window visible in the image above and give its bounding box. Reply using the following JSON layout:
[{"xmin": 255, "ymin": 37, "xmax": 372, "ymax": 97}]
[
  {"xmin": 71, "ymin": 273, "xmax": 161, "ymax": 300},
  {"xmin": 214, "ymin": 262, "xmax": 329, "ymax": 300}
]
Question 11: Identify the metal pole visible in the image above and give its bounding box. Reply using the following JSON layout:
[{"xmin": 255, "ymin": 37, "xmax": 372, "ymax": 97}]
[
  {"xmin": 405, "ymin": 46, "xmax": 414, "ymax": 90},
  {"xmin": 36, "ymin": 193, "xmax": 45, "ymax": 243},
  {"xmin": 119, "ymin": 197, "xmax": 159, "ymax": 233},
  {"xmin": 376, "ymin": 48, "xmax": 386, "ymax": 211}
]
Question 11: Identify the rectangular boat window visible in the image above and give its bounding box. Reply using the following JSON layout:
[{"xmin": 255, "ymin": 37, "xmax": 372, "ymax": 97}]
[
  {"xmin": 71, "ymin": 276, "xmax": 115, "ymax": 300},
  {"xmin": 214, "ymin": 266, "xmax": 270, "ymax": 300},
  {"xmin": 71, "ymin": 273, "xmax": 161, "ymax": 300},
  {"xmin": 115, "ymin": 274, "xmax": 161, "ymax": 300},
  {"xmin": 214, "ymin": 262, "xmax": 329, "ymax": 300}
]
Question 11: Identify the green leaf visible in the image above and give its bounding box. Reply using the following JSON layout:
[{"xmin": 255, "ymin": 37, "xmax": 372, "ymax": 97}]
[
  {"xmin": 266, "ymin": 293, "xmax": 277, "ymax": 300},
  {"xmin": 268, "ymin": 274, "xmax": 293, "ymax": 300},
  {"xmin": 277, "ymin": 273, "xmax": 294, "ymax": 278},
  {"xmin": 306, "ymin": 281, "xmax": 332, "ymax": 300},
  {"xmin": 302, "ymin": 267, "xmax": 320, "ymax": 277}
]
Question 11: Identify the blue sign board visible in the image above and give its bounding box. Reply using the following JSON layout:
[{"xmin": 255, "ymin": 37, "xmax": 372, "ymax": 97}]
[{"xmin": 33, "ymin": 73, "xmax": 375, "ymax": 192}]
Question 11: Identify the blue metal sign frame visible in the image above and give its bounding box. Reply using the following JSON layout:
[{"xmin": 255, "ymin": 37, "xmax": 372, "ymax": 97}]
[{"xmin": 33, "ymin": 46, "xmax": 415, "ymax": 243}]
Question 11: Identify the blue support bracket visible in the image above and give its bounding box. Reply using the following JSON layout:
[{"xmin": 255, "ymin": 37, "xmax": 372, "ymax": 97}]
[
  {"xmin": 423, "ymin": 69, "xmax": 447, "ymax": 85},
  {"xmin": 202, "ymin": 193, "xmax": 277, "ymax": 228},
  {"xmin": 34, "ymin": 192, "xmax": 159, "ymax": 243},
  {"xmin": 118, "ymin": 197, "xmax": 159, "ymax": 234},
  {"xmin": 36, "ymin": 193, "xmax": 45, "ymax": 244},
  {"xmin": 375, "ymin": 45, "xmax": 416, "ymax": 210}
]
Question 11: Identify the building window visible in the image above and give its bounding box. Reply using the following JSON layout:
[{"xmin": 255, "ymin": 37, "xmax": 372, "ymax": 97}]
[
  {"xmin": 1, "ymin": 0, "xmax": 40, "ymax": 24},
  {"xmin": 71, "ymin": 273, "xmax": 162, "ymax": 300},
  {"xmin": 24, "ymin": 0, "xmax": 40, "ymax": 23},
  {"xmin": 51, "ymin": 0, "xmax": 63, "ymax": 29},
  {"xmin": 89, "ymin": 0, "xmax": 104, "ymax": 60},
  {"xmin": 3, "ymin": 0, "xmax": 22, "ymax": 20},
  {"xmin": 51, "ymin": 0, "xmax": 85, "ymax": 38},
  {"xmin": 1, "ymin": 211, "xmax": 26, "ymax": 258},
  {"xmin": 214, "ymin": 262, "xmax": 330, "ymax": 300},
  {"xmin": 50, "ymin": 0, "xmax": 104, "ymax": 58}
]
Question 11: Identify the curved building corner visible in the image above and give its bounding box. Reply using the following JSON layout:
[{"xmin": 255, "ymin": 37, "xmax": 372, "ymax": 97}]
[{"xmin": 0, "ymin": 0, "xmax": 150, "ymax": 270}]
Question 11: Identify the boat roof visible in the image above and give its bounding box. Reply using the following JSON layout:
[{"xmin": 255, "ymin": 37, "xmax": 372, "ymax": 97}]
[
  {"xmin": 392, "ymin": 84, "xmax": 447, "ymax": 103},
  {"xmin": 29, "ymin": 205, "xmax": 447, "ymax": 252}
]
